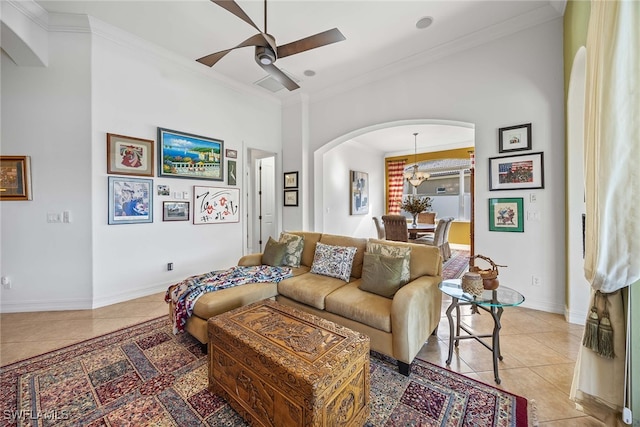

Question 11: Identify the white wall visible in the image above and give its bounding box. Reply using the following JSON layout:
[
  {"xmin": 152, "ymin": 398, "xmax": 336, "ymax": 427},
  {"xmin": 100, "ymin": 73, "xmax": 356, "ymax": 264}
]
[
  {"xmin": 1, "ymin": 31, "xmax": 94, "ymax": 311},
  {"xmin": 283, "ymin": 18, "xmax": 566, "ymax": 314},
  {"xmin": 1, "ymin": 16, "xmax": 282, "ymax": 311},
  {"xmin": 321, "ymin": 140, "xmax": 384, "ymax": 239}
]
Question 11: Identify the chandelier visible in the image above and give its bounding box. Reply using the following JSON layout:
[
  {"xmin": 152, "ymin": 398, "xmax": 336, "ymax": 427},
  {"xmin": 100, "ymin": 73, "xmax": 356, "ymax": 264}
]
[{"xmin": 404, "ymin": 132, "xmax": 430, "ymax": 187}]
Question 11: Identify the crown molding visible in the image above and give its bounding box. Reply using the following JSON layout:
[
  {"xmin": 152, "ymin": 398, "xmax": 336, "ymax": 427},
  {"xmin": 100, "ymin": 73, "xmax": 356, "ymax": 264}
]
[
  {"xmin": 3, "ymin": 0, "xmax": 49, "ymax": 29},
  {"xmin": 283, "ymin": 2, "xmax": 564, "ymax": 107}
]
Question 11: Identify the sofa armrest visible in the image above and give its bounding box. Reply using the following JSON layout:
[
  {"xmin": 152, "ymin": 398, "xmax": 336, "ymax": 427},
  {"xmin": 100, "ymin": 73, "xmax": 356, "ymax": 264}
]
[
  {"xmin": 390, "ymin": 275, "xmax": 442, "ymax": 364},
  {"xmin": 238, "ymin": 253, "xmax": 263, "ymax": 266}
]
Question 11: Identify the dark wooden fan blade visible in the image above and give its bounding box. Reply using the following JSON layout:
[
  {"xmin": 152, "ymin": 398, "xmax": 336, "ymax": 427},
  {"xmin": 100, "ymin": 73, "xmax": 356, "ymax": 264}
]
[
  {"xmin": 258, "ymin": 63, "xmax": 300, "ymax": 91},
  {"xmin": 211, "ymin": 0, "xmax": 261, "ymax": 33},
  {"xmin": 197, "ymin": 34, "xmax": 268, "ymax": 67},
  {"xmin": 276, "ymin": 28, "xmax": 345, "ymax": 59}
]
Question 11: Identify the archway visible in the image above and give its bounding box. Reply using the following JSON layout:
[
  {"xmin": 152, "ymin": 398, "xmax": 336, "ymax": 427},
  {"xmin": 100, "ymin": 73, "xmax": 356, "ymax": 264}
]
[{"xmin": 313, "ymin": 119, "xmax": 475, "ymax": 240}]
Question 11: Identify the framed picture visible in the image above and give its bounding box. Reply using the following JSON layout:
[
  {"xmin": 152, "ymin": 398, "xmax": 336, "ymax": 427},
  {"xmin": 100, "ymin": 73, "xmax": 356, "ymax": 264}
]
[
  {"xmin": 163, "ymin": 201, "xmax": 190, "ymax": 221},
  {"xmin": 499, "ymin": 123, "xmax": 531, "ymax": 153},
  {"xmin": 489, "ymin": 152, "xmax": 544, "ymax": 191},
  {"xmin": 108, "ymin": 176, "xmax": 153, "ymax": 224},
  {"xmin": 107, "ymin": 133, "xmax": 154, "ymax": 176},
  {"xmin": 158, "ymin": 128, "xmax": 223, "ymax": 181},
  {"xmin": 157, "ymin": 185, "xmax": 170, "ymax": 196},
  {"xmin": 0, "ymin": 156, "xmax": 32, "ymax": 201},
  {"xmin": 284, "ymin": 171, "xmax": 298, "ymax": 189},
  {"xmin": 350, "ymin": 170, "xmax": 369, "ymax": 215},
  {"xmin": 225, "ymin": 149, "xmax": 237, "ymax": 159},
  {"xmin": 193, "ymin": 186, "xmax": 240, "ymax": 224},
  {"xmin": 489, "ymin": 198, "xmax": 524, "ymax": 232},
  {"xmin": 227, "ymin": 160, "xmax": 237, "ymax": 186},
  {"xmin": 284, "ymin": 190, "xmax": 298, "ymax": 207}
]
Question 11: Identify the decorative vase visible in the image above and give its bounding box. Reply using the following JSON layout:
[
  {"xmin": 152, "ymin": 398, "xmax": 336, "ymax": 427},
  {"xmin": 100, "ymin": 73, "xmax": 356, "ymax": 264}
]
[
  {"xmin": 461, "ymin": 272, "xmax": 484, "ymax": 297},
  {"xmin": 483, "ymin": 278, "xmax": 500, "ymax": 290},
  {"xmin": 412, "ymin": 214, "xmax": 418, "ymax": 228}
]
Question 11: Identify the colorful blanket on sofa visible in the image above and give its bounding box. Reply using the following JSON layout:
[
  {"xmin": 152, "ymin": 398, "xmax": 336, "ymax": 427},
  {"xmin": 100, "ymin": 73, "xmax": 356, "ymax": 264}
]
[{"xmin": 165, "ymin": 265, "xmax": 292, "ymax": 334}]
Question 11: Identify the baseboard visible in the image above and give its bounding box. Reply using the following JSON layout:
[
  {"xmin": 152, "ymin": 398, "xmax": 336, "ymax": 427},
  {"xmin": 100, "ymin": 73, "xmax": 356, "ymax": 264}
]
[
  {"xmin": 520, "ymin": 297, "xmax": 564, "ymax": 315},
  {"xmin": 564, "ymin": 306, "xmax": 587, "ymax": 325},
  {"xmin": 91, "ymin": 283, "xmax": 169, "ymax": 309},
  {"xmin": 0, "ymin": 297, "xmax": 93, "ymax": 313}
]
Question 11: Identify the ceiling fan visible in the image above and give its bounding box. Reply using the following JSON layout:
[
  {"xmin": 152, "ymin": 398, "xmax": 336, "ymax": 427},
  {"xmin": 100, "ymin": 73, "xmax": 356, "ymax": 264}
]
[{"xmin": 197, "ymin": 0, "xmax": 346, "ymax": 91}]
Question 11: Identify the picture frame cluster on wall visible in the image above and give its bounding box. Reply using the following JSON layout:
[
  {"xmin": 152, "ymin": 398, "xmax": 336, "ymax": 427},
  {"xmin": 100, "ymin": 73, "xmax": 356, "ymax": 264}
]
[
  {"xmin": 105, "ymin": 128, "xmax": 240, "ymax": 225},
  {"xmin": 283, "ymin": 171, "xmax": 299, "ymax": 207}
]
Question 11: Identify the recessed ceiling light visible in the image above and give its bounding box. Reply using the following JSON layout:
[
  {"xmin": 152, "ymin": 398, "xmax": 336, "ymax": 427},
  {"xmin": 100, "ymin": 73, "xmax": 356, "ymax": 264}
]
[
  {"xmin": 303, "ymin": 70, "xmax": 316, "ymax": 77},
  {"xmin": 416, "ymin": 16, "xmax": 434, "ymax": 30}
]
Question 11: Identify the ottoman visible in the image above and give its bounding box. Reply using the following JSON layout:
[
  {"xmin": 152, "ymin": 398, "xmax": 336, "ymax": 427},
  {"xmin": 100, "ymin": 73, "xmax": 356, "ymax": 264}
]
[{"xmin": 208, "ymin": 299, "xmax": 370, "ymax": 426}]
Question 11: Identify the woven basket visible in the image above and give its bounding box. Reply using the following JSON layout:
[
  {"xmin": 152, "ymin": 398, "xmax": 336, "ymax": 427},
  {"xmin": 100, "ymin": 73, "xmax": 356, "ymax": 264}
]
[{"xmin": 469, "ymin": 254, "xmax": 506, "ymax": 280}]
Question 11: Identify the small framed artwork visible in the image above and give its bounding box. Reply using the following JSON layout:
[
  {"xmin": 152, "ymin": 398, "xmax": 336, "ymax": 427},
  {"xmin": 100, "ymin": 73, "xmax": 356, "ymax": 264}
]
[
  {"xmin": 227, "ymin": 160, "xmax": 237, "ymax": 186},
  {"xmin": 193, "ymin": 186, "xmax": 240, "ymax": 224},
  {"xmin": 157, "ymin": 185, "xmax": 170, "ymax": 196},
  {"xmin": 158, "ymin": 128, "xmax": 223, "ymax": 181},
  {"xmin": 499, "ymin": 123, "xmax": 531, "ymax": 153},
  {"xmin": 0, "ymin": 155, "xmax": 32, "ymax": 201},
  {"xmin": 350, "ymin": 170, "xmax": 369, "ymax": 215},
  {"xmin": 108, "ymin": 176, "xmax": 153, "ymax": 224},
  {"xmin": 489, "ymin": 198, "xmax": 524, "ymax": 232},
  {"xmin": 284, "ymin": 171, "xmax": 298, "ymax": 189},
  {"xmin": 284, "ymin": 190, "xmax": 298, "ymax": 207},
  {"xmin": 107, "ymin": 133, "xmax": 154, "ymax": 176},
  {"xmin": 489, "ymin": 152, "xmax": 544, "ymax": 191},
  {"xmin": 225, "ymin": 149, "xmax": 237, "ymax": 159},
  {"xmin": 163, "ymin": 201, "xmax": 190, "ymax": 221}
]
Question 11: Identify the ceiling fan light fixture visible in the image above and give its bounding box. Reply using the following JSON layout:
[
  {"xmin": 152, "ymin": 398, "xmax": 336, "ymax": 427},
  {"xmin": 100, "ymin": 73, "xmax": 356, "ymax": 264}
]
[{"xmin": 256, "ymin": 46, "xmax": 276, "ymax": 65}]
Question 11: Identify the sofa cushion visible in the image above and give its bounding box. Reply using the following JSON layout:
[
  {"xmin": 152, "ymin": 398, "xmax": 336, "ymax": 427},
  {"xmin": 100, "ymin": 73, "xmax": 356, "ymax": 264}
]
[
  {"xmin": 368, "ymin": 239, "xmax": 442, "ymax": 279},
  {"xmin": 366, "ymin": 241, "xmax": 411, "ymax": 284},
  {"xmin": 280, "ymin": 232, "xmax": 304, "ymax": 267},
  {"xmin": 359, "ymin": 252, "xmax": 405, "ymax": 298},
  {"xmin": 325, "ymin": 281, "xmax": 393, "ymax": 332},
  {"xmin": 310, "ymin": 242, "xmax": 357, "ymax": 282},
  {"xmin": 261, "ymin": 237, "xmax": 287, "ymax": 266},
  {"xmin": 318, "ymin": 234, "xmax": 368, "ymax": 278},
  {"xmin": 287, "ymin": 232, "xmax": 322, "ymax": 267},
  {"xmin": 277, "ymin": 273, "xmax": 348, "ymax": 310}
]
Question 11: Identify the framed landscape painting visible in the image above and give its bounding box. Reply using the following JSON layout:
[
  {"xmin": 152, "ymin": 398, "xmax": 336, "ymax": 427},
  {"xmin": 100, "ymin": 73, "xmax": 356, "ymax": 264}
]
[
  {"xmin": 108, "ymin": 176, "xmax": 153, "ymax": 224},
  {"xmin": 163, "ymin": 201, "xmax": 189, "ymax": 222},
  {"xmin": 489, "ymin": 198, "xmax": 524, "ymax": 232},
  {"xmin": 193, "ymin": 186, "xmax": 239, "ymax": 224},
  {"xmin": 158, "ymin": 128, "xmax": 223, "ymax": 181},
  {"xmin": 107, "ymin": 133, "xmax": 154, "ymax": 176},
  {"xmin": 489, "ymin": 152, "xmax": 544, "ymax": 191}
]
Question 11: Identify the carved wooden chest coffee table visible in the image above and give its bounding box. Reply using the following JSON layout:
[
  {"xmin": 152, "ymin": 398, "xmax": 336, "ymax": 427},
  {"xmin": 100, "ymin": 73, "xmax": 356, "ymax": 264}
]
[{"xmin": 208, "ymin": 299, "xmax": 370, "ymax": 426}]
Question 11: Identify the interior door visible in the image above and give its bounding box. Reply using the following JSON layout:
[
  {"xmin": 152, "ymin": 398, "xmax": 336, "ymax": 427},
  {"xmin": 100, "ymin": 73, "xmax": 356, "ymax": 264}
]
[{"xmin": 258, "ymin": 156, "xmax": 276, "ymax": 250}]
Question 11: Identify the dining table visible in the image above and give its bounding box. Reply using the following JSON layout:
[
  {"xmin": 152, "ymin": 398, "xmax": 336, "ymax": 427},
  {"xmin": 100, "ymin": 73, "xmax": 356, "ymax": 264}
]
[{"xmin": 407, "ymin": 223, "xmax": 436, "ymax": 240}]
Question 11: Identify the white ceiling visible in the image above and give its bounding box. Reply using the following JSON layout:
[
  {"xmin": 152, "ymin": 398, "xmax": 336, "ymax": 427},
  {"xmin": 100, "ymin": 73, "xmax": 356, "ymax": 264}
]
[{"xmin": 34, "ymin": 0, "xmax": 565, "ymax": 152}]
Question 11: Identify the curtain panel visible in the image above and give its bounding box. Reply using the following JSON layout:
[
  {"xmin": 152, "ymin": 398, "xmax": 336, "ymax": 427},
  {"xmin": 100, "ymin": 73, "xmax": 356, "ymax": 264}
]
[{"xmin": 387, "ymin": 160, "xmax": 406, "ymax": 214}]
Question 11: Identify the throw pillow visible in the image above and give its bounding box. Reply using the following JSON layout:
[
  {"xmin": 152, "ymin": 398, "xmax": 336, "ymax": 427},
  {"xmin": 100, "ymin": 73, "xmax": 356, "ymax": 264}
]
[
  {"xmin": 366, "ymin": 241, "xmax": 411, "ymax": 284},
  {"xmin": 279, "ymin": 232, "xmax": 304, "ymax": 267},
  {"xmin": 261, "ymin": 237, "xmax": 287, "ymax": 266},
  {"xmin": 359, "ymin": 252, "xmax": 405, "ymax": 298},
  {"xmin": 310, "ymin": 242, "xmax": 357, "ymax": 282}
]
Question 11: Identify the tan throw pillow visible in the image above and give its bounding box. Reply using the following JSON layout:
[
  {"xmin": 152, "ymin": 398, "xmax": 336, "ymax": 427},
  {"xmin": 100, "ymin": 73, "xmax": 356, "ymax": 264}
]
[
  {"xmin": 261, "ymin": 237, "xmax": 287, "ymax": 266},
  {"xmin": 310, "ymin": 242, "xmax": 357, "ymax": 282},
  {"xmin": 279, "ymin": 232, "xmax": 304, "ymax": 267},
  {"xmin": 366, "ymin": 241, "xmax": 411, "ymax": 284},
  {"xmin": 359, "ymin": 252, "xmax": 405, "ymax": 298}
]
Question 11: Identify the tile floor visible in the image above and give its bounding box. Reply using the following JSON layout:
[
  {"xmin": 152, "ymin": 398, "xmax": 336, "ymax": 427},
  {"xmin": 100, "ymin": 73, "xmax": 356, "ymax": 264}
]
[{"xmin": 1, "ymin": 291, "xmax": 604, "ymax": 426}]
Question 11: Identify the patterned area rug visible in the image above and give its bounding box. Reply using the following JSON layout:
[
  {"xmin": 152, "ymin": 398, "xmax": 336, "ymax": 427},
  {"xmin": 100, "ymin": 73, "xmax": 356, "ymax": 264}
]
[
  {"xmin": 0, "ymin": 316, "xmax": 528, "ymax": 427},
  {"xmin": 442, "ymin": 249, "xmax": 470, "ymax": 280}
]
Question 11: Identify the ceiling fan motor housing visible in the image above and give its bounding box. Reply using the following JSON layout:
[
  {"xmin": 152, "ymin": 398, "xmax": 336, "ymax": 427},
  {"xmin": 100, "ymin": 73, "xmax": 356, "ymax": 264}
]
[{"xmin": 255, "ymin": 45, "xmax": 276, "ymax": 65}]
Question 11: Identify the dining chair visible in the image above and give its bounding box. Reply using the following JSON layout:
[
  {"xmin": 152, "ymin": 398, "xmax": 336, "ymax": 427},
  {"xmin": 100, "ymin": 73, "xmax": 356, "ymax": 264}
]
[
  {"xmin": 441, "ymin": 217, "xmax": 454, "ymax": 260},
  {"xmin": 416, "ymin": 212, "xmax": 437, "ymax": 238},
  {"xmin": 381, "ymin": 215, "xmax": 409, "ymax": 242},
  {"xmin": 372, "ymin": 216, "xmax": 386, "ymax": 240},
  {"xmin": 414, "ymin": 217, "xmax": 453, "ymax": 259}
]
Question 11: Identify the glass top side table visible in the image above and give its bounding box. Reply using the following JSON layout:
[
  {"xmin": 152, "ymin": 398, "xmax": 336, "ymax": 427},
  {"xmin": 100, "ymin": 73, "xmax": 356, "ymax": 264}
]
[{"xmin": 438, "ymin": 279, "xmax": 525, "ymax": 384}]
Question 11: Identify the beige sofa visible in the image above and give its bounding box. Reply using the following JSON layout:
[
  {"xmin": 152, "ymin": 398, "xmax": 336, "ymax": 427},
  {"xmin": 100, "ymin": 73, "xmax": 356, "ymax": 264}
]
[{"xmin": 169, "ymin": 231, "xmax": 443, "ymax": 375}]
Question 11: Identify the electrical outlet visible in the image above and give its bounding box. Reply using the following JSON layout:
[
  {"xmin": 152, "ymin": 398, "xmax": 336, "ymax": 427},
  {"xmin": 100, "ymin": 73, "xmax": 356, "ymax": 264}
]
[
  {"xmin": 47, "ymin": 213, "xmax": 62, "ymax": 223},
  {"xmin": 532, "ymin": 276, "xmax": 541, "ymax": 287},
  {"xmin": 1, "ymin": 276, "xmax": 11, "ymax": 289},
  {"xmin": 167, "ymin": 262, "xmax": 173, "ymax": 271}
]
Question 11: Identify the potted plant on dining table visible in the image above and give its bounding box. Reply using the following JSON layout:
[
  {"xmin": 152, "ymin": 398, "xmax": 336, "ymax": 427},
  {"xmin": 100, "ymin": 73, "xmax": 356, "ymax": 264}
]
[{"xmin": 401, "ymin": 195, "xmax": 432, "ymax": 228}]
